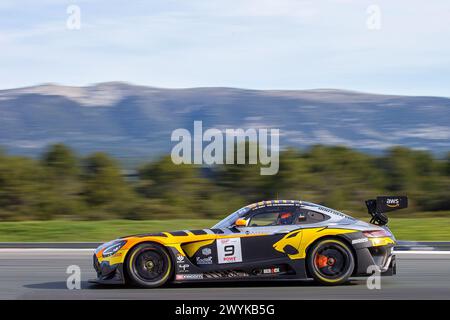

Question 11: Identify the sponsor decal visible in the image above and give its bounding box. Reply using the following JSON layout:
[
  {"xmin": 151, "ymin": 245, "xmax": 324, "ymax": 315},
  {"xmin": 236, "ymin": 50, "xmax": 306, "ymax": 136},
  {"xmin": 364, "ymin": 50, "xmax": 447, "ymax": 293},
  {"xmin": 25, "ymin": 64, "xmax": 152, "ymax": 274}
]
[
  {"xmin": 386, "ymin": 198, "xmax": 400, "ymax": 208},
  {"xmin": 203, "ymin": 271, "xmax": 250, "ymax": 279},
  {"xmin": 176, "ymin": 274, "xmax": 204, "ymax": 280},
  {"xmin": 178, "ymin": 264, "xmax": 189, "ymax": 272},
  {"xmin": 202, "ymin": 248, "xmax": 212, "ymax": 256},
  {"xmin": 352, "ymin": 238, "xmax": 369, "ymax": 244},
  {"xmin": 263, "ymin": 267, "xmax": 280, "ymax": 274},
  {"xmin": 176, "ymin": 254, "xmax": 185, "ymax": 263},
  {"xmin": 196, "ymin": 256, "xmax": 213, "ymax": 265},
  {"xmin": 217, "ymin": 238, "xmax": 242, "ymax": 264}
]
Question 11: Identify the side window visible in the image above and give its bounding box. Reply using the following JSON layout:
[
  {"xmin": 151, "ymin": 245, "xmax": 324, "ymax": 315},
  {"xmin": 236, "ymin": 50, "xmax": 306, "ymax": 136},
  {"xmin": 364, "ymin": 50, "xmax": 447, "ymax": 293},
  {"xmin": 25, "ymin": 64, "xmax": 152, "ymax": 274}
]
[
  {"xmin": 249, "ymin": 211, "xmax": 279, "ymax": 226},
  {"xmin": 248, "ymin": 206, "xmax": 297, "ymax": 226},
  {"xmin": 295, "ymin": 209, "xmax": 329, "ymax": 224}
]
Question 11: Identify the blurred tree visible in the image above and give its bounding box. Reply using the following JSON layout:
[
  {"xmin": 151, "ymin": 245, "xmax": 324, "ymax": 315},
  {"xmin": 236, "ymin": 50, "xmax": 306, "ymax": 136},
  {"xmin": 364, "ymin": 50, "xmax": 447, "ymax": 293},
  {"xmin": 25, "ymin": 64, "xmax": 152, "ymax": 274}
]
[
  {"xmin": 39, "ymin": 143, "xmax": 84, "ymax": 218},
  {"xmin": 41, "ymin": 143, "xmax": 79, "ymax": 178},
  {"xmin": 300, "ymin": 145, "xmax": 384, "ymax": 212},
  {"xmin": 212, "ymin": 141, "xmax": 273, "ymax": 202},
  {"xmin": 445, "ymin": 152, "xmax": 450, "ymax": 176},
  {"xmin": 81, "ymin": 152, "xmax": 135, "ymax": 218},
  {"xmin": 138, "ymin": 155, "xmax": 246, "ymax": 219},
  {"xmin": 380, "ymin": 147, "xmax": 419, "ymax": 192},
  {"xmin": 0, "ymin": 154, "xmax": 50, "ymax": 219},
  {"xmin": 378, "ymin": 147, "xmax": 450, "ymax": 212},
  {"xmin": 264, "ymin": 148, "xmax": 311, "ymax": 200},
  {"xmin": 0, "ymin": 144, "xmax": 448, "ymax": 221}
]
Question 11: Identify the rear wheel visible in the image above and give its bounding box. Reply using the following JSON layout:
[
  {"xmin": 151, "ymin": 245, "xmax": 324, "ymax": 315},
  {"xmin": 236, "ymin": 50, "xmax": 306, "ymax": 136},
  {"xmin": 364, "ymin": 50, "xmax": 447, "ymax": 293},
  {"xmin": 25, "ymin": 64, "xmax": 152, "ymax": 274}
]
[
  {"xmin": 307, "ymin": 238, "xmax": 354, "ymax": 285},
  {"xmin": 126, "ymin": 243, "xmax": 173, "ymax": 288}
]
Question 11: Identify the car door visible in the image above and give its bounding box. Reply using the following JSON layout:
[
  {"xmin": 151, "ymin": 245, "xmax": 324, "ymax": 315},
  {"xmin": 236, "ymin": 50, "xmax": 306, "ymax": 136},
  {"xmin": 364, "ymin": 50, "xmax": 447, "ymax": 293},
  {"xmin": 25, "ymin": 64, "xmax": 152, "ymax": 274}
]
[{"xmin": 233, "ymin": 205, "xmax": 302, "ymax": 263}]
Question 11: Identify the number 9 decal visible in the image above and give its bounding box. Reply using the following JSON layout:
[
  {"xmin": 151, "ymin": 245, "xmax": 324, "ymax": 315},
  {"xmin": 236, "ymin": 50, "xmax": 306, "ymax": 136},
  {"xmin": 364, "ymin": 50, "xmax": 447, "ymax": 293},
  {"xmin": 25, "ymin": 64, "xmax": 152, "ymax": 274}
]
[
  {"xmin": 217, "ymin": 238, "xmax": 242, "ymax": 264},
  {"xmin": 224, "ymin": 245, "xmax": 235, "ymax": 256}
]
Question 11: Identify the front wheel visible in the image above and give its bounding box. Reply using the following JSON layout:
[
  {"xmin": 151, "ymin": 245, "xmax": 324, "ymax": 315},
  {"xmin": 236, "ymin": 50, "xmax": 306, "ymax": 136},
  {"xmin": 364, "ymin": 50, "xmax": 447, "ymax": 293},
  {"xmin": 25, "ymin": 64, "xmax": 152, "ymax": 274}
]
[
  {"xmin": 126, "ymin": 243, "xmax": 173, "ymax": 288},
  {"xmin": 307, "ymin": 238, "xmax": 355, "ymax": 285}
]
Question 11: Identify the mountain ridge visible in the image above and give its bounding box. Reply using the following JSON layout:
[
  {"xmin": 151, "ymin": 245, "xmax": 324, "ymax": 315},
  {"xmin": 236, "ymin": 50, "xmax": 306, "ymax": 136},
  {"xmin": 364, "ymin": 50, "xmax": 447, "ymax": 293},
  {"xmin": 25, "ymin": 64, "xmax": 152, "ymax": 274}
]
[{"xmin": 0, "ymin": 83, "xmax": 449, "ymax": 161}]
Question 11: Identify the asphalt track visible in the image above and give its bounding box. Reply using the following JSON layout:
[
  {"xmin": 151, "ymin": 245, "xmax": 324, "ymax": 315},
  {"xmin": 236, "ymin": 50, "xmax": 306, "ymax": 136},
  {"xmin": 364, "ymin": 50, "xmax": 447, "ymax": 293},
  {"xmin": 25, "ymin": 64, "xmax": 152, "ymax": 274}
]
[{"xmin": 0, "ymin": 249, "xmax": 449, "ymax": 299}]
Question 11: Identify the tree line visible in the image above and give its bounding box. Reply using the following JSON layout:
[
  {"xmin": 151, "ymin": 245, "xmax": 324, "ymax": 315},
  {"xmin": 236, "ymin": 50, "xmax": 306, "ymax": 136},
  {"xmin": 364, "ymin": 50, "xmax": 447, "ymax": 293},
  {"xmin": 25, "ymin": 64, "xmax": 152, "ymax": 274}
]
[{"xmin": 0, "ymin": 144, "xmax": 449, "ymax": 221}]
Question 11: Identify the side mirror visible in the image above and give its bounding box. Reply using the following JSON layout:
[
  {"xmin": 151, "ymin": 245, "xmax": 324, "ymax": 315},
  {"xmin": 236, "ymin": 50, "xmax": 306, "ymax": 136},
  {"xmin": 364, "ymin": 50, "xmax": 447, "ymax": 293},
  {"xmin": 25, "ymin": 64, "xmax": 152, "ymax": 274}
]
[{"xmin": 235, "ymin": 218, "xmax": 248, "ymax": 227}]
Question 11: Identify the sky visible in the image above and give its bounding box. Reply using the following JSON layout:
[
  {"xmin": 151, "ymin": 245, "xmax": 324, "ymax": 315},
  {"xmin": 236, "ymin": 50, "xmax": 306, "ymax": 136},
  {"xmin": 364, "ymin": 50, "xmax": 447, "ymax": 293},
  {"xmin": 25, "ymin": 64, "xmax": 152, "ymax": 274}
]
[{"xmin": 1, "ymin": 0, "xmax": 449, "ymax": 96}]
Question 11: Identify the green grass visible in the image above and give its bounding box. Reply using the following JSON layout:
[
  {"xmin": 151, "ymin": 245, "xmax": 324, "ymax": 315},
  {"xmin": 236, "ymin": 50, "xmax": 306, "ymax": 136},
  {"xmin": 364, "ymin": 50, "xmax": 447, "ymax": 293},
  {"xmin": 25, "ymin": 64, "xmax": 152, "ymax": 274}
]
[
  {"xmin": 388, "ymin": 217, "xmax": 450, "ymax": 241},
  {"xmin": 0, "ymin": 218, "xmax": 449, "ymax": 242}
]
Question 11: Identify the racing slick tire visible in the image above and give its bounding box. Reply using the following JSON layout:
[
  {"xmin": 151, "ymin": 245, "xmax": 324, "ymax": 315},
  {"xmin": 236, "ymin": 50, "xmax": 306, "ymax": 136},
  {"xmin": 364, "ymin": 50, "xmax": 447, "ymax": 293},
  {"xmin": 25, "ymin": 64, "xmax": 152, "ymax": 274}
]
[
  {"xmin": 307, "ymin": 238, "xmax": 355, "ymax": 285},
  {"xmin": 125, "ymin": 242, "xmax": 173, "ymax": 288}
]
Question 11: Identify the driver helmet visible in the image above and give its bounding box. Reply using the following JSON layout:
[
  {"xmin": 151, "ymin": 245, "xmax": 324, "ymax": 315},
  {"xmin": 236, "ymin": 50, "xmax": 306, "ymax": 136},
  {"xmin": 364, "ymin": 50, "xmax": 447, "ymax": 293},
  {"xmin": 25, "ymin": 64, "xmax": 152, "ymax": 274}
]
[{"xmin": 277, "ymin": 212, "xmax": 294, "ymax": 225}]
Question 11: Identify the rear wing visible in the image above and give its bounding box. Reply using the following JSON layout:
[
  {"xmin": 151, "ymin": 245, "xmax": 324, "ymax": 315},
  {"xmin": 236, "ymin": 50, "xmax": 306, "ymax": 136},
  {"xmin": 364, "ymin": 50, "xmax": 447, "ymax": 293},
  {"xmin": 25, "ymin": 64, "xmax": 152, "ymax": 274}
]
[{"xmin": 365, "ymin": 196, "xmax": 408, "ymax": 225}]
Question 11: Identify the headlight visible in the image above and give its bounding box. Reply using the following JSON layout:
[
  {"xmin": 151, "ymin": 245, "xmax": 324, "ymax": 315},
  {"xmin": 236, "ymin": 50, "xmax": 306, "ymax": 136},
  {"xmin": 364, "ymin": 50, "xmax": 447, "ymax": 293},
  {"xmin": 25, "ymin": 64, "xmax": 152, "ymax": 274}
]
[
  {"xmin": 363, "ymin": 230, "xmax": 390, "ymax": 238},
  {"xmin": 102, "ymin": 240, "xmax": 127, "ymax": 257}
]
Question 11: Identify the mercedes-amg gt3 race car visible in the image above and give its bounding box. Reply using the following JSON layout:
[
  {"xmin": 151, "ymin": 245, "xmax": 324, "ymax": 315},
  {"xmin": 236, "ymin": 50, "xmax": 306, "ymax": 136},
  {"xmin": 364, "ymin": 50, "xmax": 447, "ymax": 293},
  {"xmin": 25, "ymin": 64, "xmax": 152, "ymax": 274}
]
[{"xmin": 91, "ymin": 196, "xmax": 407, "ymax": 287}]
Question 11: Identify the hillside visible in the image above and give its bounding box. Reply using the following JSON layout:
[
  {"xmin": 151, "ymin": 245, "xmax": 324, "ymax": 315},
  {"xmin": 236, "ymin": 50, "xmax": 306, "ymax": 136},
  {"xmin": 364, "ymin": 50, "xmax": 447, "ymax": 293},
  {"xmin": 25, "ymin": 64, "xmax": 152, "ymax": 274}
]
[{"xmin": 0, "ymin": 82, "xmax": 449, "ymax": 160}]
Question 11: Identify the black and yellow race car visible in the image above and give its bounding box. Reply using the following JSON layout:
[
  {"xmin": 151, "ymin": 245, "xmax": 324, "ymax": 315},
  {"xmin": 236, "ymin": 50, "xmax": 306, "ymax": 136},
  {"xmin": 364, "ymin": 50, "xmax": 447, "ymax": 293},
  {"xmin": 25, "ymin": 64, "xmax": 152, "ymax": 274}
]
[{"xmin": 91, "ymin": 196, "xmax": 407, "ymax": 287}]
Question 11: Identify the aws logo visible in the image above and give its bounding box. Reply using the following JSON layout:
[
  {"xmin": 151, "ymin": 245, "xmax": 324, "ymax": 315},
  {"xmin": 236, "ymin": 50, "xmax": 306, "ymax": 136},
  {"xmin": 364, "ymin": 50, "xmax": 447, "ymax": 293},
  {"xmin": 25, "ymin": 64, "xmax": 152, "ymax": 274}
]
[{"xmin": 386, "ymin": 198, "xmax": 400, "ymax": 208}]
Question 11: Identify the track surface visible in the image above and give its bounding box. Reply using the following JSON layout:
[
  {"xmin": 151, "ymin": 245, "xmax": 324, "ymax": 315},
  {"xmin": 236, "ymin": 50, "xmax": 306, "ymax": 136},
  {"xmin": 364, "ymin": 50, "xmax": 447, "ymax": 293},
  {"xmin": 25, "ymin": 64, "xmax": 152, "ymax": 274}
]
[{"xmin": 0, "ymin": 249, "xmax": 449, "ymax": 299}]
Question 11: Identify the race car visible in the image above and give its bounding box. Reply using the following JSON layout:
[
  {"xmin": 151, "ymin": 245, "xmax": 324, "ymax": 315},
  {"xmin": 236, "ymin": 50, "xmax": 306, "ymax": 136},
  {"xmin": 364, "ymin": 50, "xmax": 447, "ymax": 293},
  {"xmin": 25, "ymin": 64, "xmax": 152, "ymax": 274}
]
[{"xmin": 91, "ymin": 196, "xmax": 407, "ymax": 287}]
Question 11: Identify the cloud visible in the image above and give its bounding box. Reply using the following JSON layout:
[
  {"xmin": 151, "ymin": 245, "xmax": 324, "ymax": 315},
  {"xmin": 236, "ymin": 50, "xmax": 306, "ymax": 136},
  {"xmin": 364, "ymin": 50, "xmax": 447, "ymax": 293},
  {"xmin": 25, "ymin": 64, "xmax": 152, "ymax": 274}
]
[
  {"xmin": 0, "ymin": 0, "xmax": 449, "ymax": 96},
  {"xmin": 394, "ymin": 127, "xmax": 450, "ymax": 140},
  {"xmin": 197, "ymin": 0, "xmax": 318, "ymax": 18}
]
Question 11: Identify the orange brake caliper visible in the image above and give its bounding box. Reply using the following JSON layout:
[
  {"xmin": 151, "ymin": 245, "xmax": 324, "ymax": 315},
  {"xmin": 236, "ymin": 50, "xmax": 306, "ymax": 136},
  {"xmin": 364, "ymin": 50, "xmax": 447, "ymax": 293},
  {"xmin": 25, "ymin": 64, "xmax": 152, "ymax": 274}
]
[{"xmin": 315, "ymin": 254, "xmax": 328, "ymax": 268}]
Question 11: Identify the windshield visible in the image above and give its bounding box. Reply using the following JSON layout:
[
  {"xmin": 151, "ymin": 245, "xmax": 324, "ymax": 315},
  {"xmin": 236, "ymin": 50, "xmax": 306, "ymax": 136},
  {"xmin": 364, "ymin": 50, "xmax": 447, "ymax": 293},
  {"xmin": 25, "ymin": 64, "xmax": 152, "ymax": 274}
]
[{"xmin": 212, "ymin": 206, "xmax": 251, "ymax": 229}]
